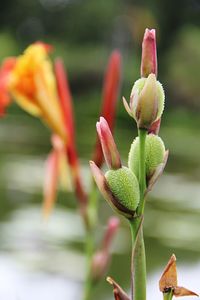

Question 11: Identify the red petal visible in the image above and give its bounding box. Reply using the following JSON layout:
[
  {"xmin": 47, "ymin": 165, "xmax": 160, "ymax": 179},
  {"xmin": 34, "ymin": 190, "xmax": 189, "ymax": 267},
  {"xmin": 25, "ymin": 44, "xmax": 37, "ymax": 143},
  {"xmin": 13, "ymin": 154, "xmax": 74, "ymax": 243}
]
[
  {"xmin": 54, "ymin": 59, "xmax": 87, "ymax": 205},
  {"xmin": 0, "ymin": 57, "xmax": 16, "ymax": 117}
]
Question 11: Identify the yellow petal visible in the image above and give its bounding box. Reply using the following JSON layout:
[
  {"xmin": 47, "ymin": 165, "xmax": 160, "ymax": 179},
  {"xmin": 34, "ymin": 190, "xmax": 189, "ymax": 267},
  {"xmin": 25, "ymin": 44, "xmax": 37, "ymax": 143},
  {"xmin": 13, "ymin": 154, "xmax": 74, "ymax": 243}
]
[
  {"xmin": 35, "ymin": 67, "xmax": 67, "ymax": 142},
  {"xmin": 11, "ymin": 90, "xmax": 42, "ymax": 116},
  {"xmin": 58, "ymin": 148, "xmax": 73, "ymax": 192}
]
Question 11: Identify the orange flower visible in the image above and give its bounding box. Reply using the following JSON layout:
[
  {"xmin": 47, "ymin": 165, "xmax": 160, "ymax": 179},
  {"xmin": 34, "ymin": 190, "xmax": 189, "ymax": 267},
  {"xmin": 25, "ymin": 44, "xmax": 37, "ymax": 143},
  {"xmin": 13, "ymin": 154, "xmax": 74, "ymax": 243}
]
[{"xmin": 8, "ymin": 43, "xmax": 67, "ymax": 141}]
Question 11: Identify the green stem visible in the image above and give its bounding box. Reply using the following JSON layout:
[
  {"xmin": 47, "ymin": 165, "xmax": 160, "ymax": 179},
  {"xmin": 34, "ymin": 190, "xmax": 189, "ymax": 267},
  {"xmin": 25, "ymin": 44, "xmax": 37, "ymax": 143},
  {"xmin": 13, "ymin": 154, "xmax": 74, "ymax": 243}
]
[
  {"xmin": 129, "ymin": 128, "xmax": 147, "ymax": 300},
  {"xmin": 83, "ymin": 180, "xmax": 98, "ymax": 300},
  {"xmin": 163, "ymin": 291, "xmax": 173, "ymax": 300},
  {"xmin": 129, "ymin": 218, "xmax": 146, "ymax": 300},
  {"xmin": 83, "ymin": 228, "xmax": 94, "ymax": 300},
  {"xmin": 137, "ymin": 129, "xmax": 147, "ymax": 215}
]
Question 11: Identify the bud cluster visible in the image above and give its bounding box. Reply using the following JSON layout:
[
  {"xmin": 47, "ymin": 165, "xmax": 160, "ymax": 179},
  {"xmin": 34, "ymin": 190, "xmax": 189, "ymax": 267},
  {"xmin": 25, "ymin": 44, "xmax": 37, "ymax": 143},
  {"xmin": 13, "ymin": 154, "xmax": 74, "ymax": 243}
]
[{"xmin": 90, "ymin": 28, "xmax": 168, "ymax": 219}]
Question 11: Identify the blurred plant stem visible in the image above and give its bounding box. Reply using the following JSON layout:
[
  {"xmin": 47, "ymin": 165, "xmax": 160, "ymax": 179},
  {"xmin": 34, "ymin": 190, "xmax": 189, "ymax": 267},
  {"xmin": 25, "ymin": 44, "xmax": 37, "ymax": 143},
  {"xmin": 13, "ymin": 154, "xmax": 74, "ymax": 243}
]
[
  {"xmin": 83, "ymin": 180, "xmax": 99, "ymax": 300},
  {"xmin": 129, "ymin": 128, "xmax": 147, "ymax": 300}
]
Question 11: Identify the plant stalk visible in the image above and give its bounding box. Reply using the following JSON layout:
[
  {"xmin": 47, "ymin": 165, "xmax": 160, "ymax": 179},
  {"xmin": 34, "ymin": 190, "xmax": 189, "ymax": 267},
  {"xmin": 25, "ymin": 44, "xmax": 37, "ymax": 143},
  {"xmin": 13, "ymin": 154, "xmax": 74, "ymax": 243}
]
[
  {"xmin": 129, "ymin": 128, "xmax": 147, "ymax": 300},
  {"xmin": 83, "ymin": 227, "xmax": 94, "ymax": 300},
  {"xmin": 129, "ymin": 218, "xmax": 146, "ymax": 300},
  {"xmin": 163, "ymin": 291, "xmax": 173, "ymax": 300},
  {"xmin": 83, "ymin": 180, "xmax": 98, "ymax": 300}
]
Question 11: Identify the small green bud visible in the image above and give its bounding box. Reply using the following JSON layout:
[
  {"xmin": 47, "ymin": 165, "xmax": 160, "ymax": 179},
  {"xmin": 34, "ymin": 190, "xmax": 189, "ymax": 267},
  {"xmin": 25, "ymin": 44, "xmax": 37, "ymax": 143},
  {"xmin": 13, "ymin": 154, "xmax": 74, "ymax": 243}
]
[
  {"xmin": 105, "ymin": 167, "xmax": 140, "ymax": 212},
  {"xmin": 128, "ymin": 134, "xmax": 165, "ymax": 180},
  {"xmin": 130, "ymin": 75, "xmax": 165, "ymax": 129}
]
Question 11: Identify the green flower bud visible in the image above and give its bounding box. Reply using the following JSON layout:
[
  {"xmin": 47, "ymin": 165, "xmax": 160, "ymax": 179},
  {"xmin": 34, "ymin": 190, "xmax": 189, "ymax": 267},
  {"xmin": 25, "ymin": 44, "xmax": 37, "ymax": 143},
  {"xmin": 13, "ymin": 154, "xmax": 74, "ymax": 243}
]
[
  {"xmin": 130, "ymin": 76, "xmax": 165, "ymax": 128},
  {"xmin": 128, "ymin": 134, "xmax": 165, "ymax": 180},
  {"xmin": 105, "ymin": 167, "xmax": 140, "ymax": 212}
]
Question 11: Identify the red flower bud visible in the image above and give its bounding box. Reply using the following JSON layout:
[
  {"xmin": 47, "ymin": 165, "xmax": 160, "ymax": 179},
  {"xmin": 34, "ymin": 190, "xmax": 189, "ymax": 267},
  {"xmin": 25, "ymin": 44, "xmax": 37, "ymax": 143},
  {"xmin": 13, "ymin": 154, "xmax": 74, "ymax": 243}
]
[
  {"xmin": 96, "ymin": 117, "xmax": 121, "ymax": 170},
  {"xmin": 141, "ymin": 28, "xmax": 157, "ymax": 78},
  {"xmin": 91, "ymin": 217, "xmax": 119, "ymax": 281}
]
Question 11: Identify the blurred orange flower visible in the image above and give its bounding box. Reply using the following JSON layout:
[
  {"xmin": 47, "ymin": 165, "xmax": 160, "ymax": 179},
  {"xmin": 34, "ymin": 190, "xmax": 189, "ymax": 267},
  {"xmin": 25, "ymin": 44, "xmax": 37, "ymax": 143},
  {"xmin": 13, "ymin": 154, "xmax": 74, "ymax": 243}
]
[{"xmin": 0, "ymin": 42, "xmax": 67, "ymax": 141}]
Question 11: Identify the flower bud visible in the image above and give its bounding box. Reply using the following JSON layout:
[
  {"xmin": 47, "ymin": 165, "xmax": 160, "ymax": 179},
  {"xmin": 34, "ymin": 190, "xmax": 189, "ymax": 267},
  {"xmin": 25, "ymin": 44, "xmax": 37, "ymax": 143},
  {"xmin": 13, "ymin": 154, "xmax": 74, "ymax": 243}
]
[
  {"xmin": 96, "ymin": 117, "xmax": 121, "ymax": 170},
  {"xmin": 90, "ymin": 161, "xmax": 138, "ymax": 218},
  {"xmin": 128, "ymin": 134, "xmax": 165, "ymax": 180},
  {"xmin": 105, "ymin": 167, "xmax": 140, "ymax": 212},
  {"xmin": 91, "ymin": 217, "xmax": 119, "ymax": 281},
  {"xmin": 129, "ymin": 74, "xmax": 165, "ymax": 129},
  {"xmin": 140, "ymin": 28, "xmax": 157, "ymax": 78}
]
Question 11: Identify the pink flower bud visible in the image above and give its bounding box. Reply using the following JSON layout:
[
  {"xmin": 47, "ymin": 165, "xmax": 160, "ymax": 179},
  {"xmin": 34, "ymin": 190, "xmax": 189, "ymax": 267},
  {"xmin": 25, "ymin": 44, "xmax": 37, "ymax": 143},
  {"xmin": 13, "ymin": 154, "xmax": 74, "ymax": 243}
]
[
  {"xmin": 102, "ymin": 217, "xmax": 120, "ymax": 251},
  {"xmin": 96, "ymin": 117, "xmax": 121, "ymax": 170},
  {"xmin": 91, "ymin": 217, "xmax": 120, "ymax": 281},
  {"xmin": 91, "ymin": 250, "xmax": 110, "ymax": 282},
  {"xmin": 140, "ymin": 28, "xmax": 157, "ymax": 78}
]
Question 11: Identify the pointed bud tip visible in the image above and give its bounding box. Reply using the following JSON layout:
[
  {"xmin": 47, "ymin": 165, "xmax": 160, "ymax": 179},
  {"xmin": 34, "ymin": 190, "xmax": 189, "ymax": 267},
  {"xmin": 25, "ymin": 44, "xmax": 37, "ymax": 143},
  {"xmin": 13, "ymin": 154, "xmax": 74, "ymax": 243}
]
[
  {"xmin": 144, "ymin": 28, "xmax": 156, "ymax": 38},
  {"xmin": 96, "ymin": 121, "xmax": 101, "ymax": 134},
  {"xmin": 106, "ymin": 276, "xmax": 113, "ymax": 284},
  {"xmin": 89, "ymin": 160, "xmax": 96, "ymax": 168},
  {"xmin": 99, "ymin": 116, "xmax": 108, "ymax": 126},
  {"xmin": 171, "ymin": 253, "xmax": 176, "ymax": 261},
  {"xmin": 111, "ymin": 50, "xmax": 121, "ymax": 62}
]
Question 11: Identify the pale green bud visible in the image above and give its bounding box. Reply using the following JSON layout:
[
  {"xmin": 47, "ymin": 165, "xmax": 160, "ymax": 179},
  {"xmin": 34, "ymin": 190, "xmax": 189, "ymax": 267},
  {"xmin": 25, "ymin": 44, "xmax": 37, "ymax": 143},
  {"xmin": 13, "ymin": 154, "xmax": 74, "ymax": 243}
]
[
  {"xmin": 105, "ymin": 167, "xmax": 140, "ymax": 212},
  {"xmin": 130, "ymin": 75, "xmax": 165, "ymax": 129},
  {"xmin": 128, "ymin": 134, "xmax": 165, "ymax": 180}
]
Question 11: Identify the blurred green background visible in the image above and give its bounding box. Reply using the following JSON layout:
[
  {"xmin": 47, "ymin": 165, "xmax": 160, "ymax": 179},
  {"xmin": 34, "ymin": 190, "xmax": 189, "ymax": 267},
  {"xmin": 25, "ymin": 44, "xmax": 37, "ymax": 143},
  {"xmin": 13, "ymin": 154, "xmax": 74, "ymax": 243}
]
[{"xmin": 0, "ymin": 0, "xmax": 200, "ymax": 299}]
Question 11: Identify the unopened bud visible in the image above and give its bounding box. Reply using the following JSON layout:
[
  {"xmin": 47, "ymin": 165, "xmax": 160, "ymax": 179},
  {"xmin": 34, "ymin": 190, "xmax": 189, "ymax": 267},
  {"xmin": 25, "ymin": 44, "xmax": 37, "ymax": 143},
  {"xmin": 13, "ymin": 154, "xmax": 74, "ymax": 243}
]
[
  {"xmin": 90, "ymin": 161, "xmax": 139, "ymax": 219},
  {"xmin": 128, "ymin": 134, "xmax": 165, "ymax": 180},
  {"xmin": 141, "ymin": 28, "xmax": 157, "ymax": 77},
  {"xmin": 96, "ymin": 117, "xmax": 121, "ymax": 169},
  {"xmin": 130, "ymin": 74, "xmax": 165, "ymax": 129},
  {"xmin": 105, "ymin": 167, "xmax": 140, "ymax": 212}
]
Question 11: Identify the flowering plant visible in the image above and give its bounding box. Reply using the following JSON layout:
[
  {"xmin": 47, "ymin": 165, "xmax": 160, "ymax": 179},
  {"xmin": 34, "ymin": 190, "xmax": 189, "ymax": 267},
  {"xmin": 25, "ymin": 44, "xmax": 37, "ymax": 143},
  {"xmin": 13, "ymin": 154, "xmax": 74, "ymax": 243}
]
[
  {"xmin": 0, "ymin": 29, "xmax": 198, "ymax": 300},
  {"xmin": 90, "ymin": 29, "xmax": 198, "ymax": 300}
]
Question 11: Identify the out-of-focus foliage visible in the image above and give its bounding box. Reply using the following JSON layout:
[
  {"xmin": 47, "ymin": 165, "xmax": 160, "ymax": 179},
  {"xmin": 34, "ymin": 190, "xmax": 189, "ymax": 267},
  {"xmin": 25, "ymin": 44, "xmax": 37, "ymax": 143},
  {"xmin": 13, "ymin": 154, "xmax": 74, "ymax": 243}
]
[
  {"xmin": 0, "ymin": 0, "xmax": 200, "ymax": 111},
  {"xmin": 165, "ymin": 25, "xmax": 200, "ymax": 108}
]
